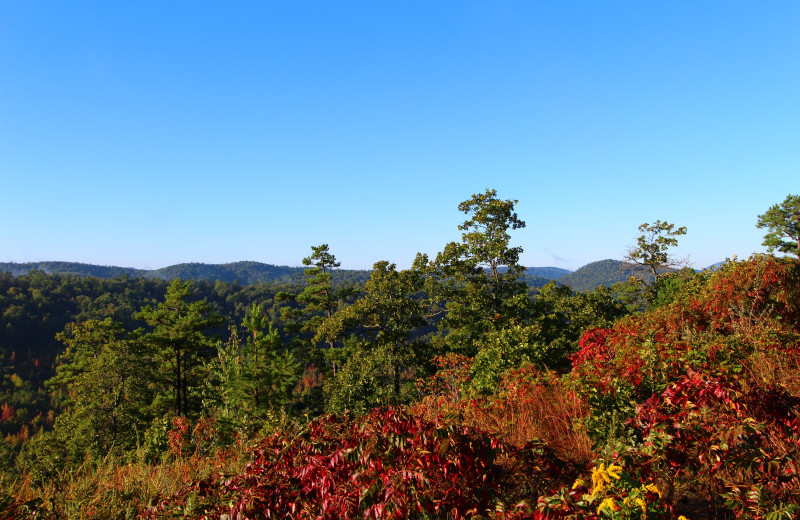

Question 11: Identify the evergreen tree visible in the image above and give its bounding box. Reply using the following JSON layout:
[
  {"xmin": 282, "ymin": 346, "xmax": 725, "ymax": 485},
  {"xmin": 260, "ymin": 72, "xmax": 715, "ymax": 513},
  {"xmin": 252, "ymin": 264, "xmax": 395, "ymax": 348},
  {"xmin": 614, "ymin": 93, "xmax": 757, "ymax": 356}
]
[
  {"xmin": 206, "ymin": 307, "xmax": 300, "ymax": 430},
  {"xmin": 240, "ymin": 304, "xmax": 300, "ymax": 413},
  {"xmin": 136, "ymin": 279, "xmax": 223, "ymax": 417},
  {"xmin": 757, "ymin": 194, "xmax": 800, "ymax": 259},
  {"xmin": 278, "ymin": 245, "xmax": 352, "ymax": 373}
]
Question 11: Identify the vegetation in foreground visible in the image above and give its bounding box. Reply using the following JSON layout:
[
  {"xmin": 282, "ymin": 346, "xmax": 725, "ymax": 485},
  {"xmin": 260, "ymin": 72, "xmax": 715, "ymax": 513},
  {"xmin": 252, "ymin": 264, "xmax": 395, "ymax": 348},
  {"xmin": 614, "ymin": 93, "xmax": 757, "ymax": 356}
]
[{"xmin": 1, "ymin": 192, "xmax": 799, "ymax": 519}]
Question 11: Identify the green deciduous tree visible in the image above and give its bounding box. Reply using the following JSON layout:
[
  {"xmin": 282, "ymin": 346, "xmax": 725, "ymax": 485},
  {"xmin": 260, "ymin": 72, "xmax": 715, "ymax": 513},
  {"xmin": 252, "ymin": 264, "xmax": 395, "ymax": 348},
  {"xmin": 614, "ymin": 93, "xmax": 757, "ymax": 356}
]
[
  {"xmin": 470, "ymin": 283, "xmax": 627, "ymax": 393},
  {"xmin": 22, "ymin": 319, "xmax": 153, "ymax": 477},
  {"xmin": 136, "ymin": 279, "xmax": 223, "ymax": 417},
  {"xmin": 757, "ymin": 194, "xmax": 800, "ymax": 259},
  {"xmin": 530, "ymin": 282, "xmax": 627, "ymax": 364},
  {"xmin": 315, "ymin": 261, "xmax": 431, "ymax": 411},
  {"xmin": 49, "ymin": 319, "xmax": 153, "ymax": 448},
  {"xmin": 620, "ymin": 220, "xmax": 687, "ymax": 309},
  {"xmin": 625, "ymin": 220, "xmax": 688, "ymax": 280},
  {"xmin": 426, "ymin": 189, "xmax": 530, "ymax": 355}
]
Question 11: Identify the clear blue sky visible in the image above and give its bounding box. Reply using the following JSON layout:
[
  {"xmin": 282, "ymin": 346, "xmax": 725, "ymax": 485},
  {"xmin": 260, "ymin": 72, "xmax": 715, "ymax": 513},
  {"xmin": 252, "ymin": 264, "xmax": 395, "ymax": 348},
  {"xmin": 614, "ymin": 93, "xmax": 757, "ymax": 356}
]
[{"xmin": 1, "ymin": 2, "xmax": 798, "ymax": 271}]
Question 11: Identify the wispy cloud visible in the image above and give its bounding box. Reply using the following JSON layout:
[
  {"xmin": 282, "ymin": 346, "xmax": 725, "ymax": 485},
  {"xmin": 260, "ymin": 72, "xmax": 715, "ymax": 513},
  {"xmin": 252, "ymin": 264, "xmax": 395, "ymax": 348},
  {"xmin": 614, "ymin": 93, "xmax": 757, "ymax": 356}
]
[{"xmin": 542, "ymin": 247, "xmax": 570, "ymax": 265}]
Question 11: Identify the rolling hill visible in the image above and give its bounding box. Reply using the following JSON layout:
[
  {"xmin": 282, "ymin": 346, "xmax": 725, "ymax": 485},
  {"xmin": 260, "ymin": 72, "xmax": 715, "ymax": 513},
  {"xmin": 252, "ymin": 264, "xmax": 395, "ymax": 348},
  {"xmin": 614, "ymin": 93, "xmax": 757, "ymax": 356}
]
[
  {"xmin": 1, "ymin": 261, "xmax": 576, "ymax": 287},
  {"xmin": 555, "ymin": 259, "xmax": 635, "ymax": 292},
  {"xmin": 6, "ymin": 260, "xmax": 681, "ymax": 291}
]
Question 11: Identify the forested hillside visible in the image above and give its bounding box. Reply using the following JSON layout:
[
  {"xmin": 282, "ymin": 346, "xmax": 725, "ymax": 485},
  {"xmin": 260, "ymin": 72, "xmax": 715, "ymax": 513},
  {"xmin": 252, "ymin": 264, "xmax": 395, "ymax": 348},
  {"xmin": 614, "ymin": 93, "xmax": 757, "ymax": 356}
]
[
  {"xmin": 2, "ymin": 191, "xmax": 799, "ymax": 520},
  {"xmin": 0, "ymin": 261, "xmax": 369, "ymax": 286},
  {"xmin": 0, "ymin": 262, "xmax": 147, "ymax": 279},
  {"xmin": 1, "ymin": 261, "xmax": 572, "ymax": 288},
  {"xmin": 556, "ymin": 259, "xmax": 636, "ymax": 291}
]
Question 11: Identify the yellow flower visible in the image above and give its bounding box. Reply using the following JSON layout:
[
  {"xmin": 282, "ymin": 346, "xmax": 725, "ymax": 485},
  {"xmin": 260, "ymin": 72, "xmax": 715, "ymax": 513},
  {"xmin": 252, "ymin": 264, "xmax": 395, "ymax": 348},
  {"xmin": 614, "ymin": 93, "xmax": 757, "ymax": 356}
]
[
  {"xmin": 590, "ymin": 462, "xmax": 623, "ymax": 498},
  {"xmin": 606, "ymin": 463, "xmax": 622, "ymax": 480},
  {"xmin": 597, "ymin": 497, "xmax": 617, "ymax": 514},
  {"xmin": 678, "ymin": 517, "xmax": 690, "ymax": 520},
  {"xmin": 644, "ymin": 483, "xmax": 661, "ymax": 498},
  {"xmin": 635, "ymin": 497, "xmax": 647, "ymax": 512},
  {"xmin": 572, "ymin": 477, "xmax": 586, "ymax": 490},
  {"xmin": 591, "ymin": 463, "xmax": 609, "ymax": 491}
]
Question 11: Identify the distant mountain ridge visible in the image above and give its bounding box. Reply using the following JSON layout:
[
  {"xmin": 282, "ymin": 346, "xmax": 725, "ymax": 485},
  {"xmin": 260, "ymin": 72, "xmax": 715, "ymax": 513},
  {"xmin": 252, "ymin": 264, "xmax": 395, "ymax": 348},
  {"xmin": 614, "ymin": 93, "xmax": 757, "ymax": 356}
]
[
  {"xmin": 0, "ymin": 261, "xmax": 147, "ymax": 279},
  {"xmin": 525, "ymin": 266, "xmax": 572, "ymax": 280},
  {"xmin": 0, "ymin": 261, "xmax": 368, "ymax": 286},
  {"xmin": 556, "ymin": 259, "xmax": 716, "ymax": 292},
  {"xmin": 556, "ymin": 259, "xmax": 634, "ymax": 292},
  {"xmin": 4, "ymin": 260, "xmax": 710, "ymax": 291},
  {"xmin": 1, "ymin": 261, "xmax": 576, "ymax": 287},
  {"xmin": 144, "ymin": 261, "xmax": 323, "ymax": 285}
]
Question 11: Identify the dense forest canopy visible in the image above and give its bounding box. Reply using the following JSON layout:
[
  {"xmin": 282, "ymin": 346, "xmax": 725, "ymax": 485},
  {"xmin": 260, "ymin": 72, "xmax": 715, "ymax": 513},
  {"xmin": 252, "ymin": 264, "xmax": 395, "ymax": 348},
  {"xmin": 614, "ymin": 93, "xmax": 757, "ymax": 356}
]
[{"xmin": 1, "ymin": 191, "xmax": 799, "ymax": 519}]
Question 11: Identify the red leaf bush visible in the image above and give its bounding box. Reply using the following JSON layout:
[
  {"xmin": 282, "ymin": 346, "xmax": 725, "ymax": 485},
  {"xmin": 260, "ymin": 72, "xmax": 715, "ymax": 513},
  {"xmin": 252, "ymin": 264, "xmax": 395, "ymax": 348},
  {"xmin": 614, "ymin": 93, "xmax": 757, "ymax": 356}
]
[
  {"xmin": 570, "ymin": 256, "xmax": 800, "ymax": 515},
  {"xmin": 630, "ymin": 372, "xmax": 800, "ymax": 515},
  {"xmin": 572, "ymin": 256, "xmax": 800, "ymax": 397},
  {"xmin": 146, "ymin": 408, "xmax": 571, "ymax": 519},
  {"xmin": 141, "ymin": 256, "xmax": 800, "ymax": 519}
]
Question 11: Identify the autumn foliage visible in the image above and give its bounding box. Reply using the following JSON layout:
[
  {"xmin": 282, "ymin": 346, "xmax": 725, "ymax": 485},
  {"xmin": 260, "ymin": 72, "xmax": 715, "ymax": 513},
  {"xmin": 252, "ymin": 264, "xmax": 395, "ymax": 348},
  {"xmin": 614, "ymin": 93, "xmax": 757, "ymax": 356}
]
[
  {"xmin": 6, "ymin": 255, "xmax": 800, "ymax": 519},
  {"xmin": 144, "ymin": 408, "xmax": 570, "ymax": 519},
  {"xmin": 569, "ymin": 255, "xmax": 800, "ymax": 517}
]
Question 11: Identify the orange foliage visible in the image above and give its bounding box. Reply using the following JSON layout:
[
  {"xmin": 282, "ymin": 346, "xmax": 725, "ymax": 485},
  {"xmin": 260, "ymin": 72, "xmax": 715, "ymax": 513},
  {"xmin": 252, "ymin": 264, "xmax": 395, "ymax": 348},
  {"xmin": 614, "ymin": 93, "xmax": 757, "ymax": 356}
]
[
  {"xmin": 0, "ymin": 403, "xmax": 16, "ymax": 423},
  {"xmin": 413, "ymin": 359, "xmax": 593, "ymax": 465},
  {"xmin": 572, "ymin": 255, "xmax": 800, "ymax": 397}
]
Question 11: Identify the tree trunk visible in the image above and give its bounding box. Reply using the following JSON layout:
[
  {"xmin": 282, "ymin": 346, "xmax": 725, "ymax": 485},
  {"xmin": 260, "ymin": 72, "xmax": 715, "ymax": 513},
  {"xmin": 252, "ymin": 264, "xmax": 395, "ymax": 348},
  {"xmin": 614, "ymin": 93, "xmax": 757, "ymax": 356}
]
[{"xmin": 175, "ymin": 346, "xmax": 182, "ymax": 416}]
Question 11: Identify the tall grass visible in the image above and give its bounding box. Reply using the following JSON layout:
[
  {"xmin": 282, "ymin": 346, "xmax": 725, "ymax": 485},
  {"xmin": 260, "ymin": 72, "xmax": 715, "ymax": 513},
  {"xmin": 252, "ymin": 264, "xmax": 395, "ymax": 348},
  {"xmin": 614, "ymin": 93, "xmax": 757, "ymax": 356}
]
[
  {"xmin": 413, "ymin": 366, "xmax": 594, "ymax": 466},
  {"xmin": 2, "ymin": 442, "xmax": 251, "ymax": 519}
]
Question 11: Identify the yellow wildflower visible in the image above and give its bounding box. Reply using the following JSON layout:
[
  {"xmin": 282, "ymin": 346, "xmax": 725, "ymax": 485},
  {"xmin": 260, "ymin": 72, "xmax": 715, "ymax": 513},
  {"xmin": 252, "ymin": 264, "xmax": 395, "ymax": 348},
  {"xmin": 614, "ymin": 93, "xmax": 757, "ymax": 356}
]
[
  {"xmin": 635, "ymin": 497, "xmax": 647, "ymax": 512},
  {"xmin": 590, "ymin": 462, "xmax": 623, "ymax": 498},
  {"xmin": 644, "ymin": 483, "xmax": 661, "ymax": 498},
  {"xmin": 572, "ymin": 477, "xmax": 586, "ymax": 490},
  {"xmin": 597, "ymin": 497, "xmax": 617, "ymax": 514},
  {"xmin": 678, "ymin": 517, "xmax": 690, "ymax": 520},
  {"xmin": 591, "ymin": 463, "xmax": 609, "ymax": 493}
]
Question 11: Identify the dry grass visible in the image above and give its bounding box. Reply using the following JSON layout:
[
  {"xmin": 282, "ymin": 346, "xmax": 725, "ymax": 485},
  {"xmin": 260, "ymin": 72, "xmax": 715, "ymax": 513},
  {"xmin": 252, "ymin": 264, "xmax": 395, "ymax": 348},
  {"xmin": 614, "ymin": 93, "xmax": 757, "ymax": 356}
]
[
  {"xmin": 3, "ymin": 442, "xmax": 251, "ymax": 519},
  {"xmin": 745, "ymin": 343, "xmax": 800, "ymax": 396},
  {"xmin": 470, "ymin": 370, "xmax": 594, "ymax": 465},
  {"xmin": 413, "ymin": 368, "xmax": 594, "ymax": 466}
]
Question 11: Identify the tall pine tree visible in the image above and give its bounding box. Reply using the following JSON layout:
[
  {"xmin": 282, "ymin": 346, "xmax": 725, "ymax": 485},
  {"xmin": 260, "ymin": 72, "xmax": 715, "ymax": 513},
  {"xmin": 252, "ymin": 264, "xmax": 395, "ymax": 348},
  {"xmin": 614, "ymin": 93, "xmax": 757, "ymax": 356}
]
[
  {"xmin": 278, "ymin": 245, "xmax": 352, "ymax": 374},
  {"xmin": 136, "ymin": 279, "xmax": 223, "ymax": 417}
]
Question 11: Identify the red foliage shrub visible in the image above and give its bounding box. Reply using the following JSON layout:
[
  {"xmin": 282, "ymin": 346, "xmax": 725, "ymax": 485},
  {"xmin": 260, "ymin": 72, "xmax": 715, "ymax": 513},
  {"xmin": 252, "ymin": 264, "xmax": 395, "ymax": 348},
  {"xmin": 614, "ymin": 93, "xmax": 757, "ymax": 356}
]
[
  {"xmin": 143, "ymin": 257, "xmax": 800, "ymax": 519},
  {"xmin": 630, "ymin": 372, "xmax": 800, "ymax": 515},
  {"xmin": 569, "ymin": 256, "xmax": 800, "ymax": 515},
  {"xmin": 414, "ymin": 353, "xmax": 474, "ymax": 405},
  {"xmin": 571, "ymin": 256, "xmax": 800, "ymax": 400},
  {"xmin": 149, "ymin": 408, "xmax": 571, "ymax": 520},
  {"xmin": 166, "ymin": 416, "xmax": 224, "ymax": 458},
  {"xmin": 702, "ymin": 256, "xmax": 800, "ymax": 336},
  {"xmin": 168, "ymin": 417, "xmax": 192, "ymax": 456}
]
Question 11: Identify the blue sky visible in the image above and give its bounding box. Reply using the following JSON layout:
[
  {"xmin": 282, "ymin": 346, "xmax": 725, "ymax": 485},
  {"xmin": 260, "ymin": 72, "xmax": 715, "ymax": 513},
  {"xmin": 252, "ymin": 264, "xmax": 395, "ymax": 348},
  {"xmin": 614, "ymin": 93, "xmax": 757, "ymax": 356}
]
[{"xmin": 1, "ymin": 2, "xmax": 798, "ymax": 271}]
